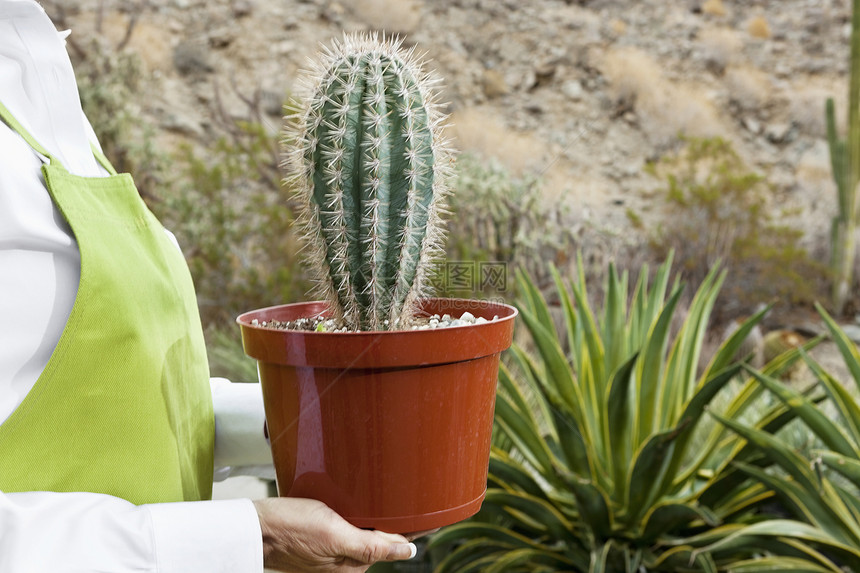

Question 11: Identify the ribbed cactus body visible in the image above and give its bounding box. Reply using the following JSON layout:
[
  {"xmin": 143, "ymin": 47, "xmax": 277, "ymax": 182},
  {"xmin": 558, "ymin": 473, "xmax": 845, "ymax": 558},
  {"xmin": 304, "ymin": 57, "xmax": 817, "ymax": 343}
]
[
  {"xmin": 285, "ymin": 35, "xmax": 452, "ymax": 331},
  {"xmin": 826, "ymin": 0, "xmax": 860, "ymax": 313}
]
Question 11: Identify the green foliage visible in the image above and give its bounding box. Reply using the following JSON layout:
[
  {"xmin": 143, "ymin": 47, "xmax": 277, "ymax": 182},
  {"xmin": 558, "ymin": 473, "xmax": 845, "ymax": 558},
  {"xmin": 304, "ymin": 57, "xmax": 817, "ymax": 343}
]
[
  {"xmin": 443, "ymin": 154, "xmax": 577, "ymax": 299},
  {"xmin": 285, "ymin": 34, "xmax": 453, "ymax": 331},
  {"xmin": 70, "ymin": 34, "xmax": 274, "ymax": 380},
  {"xmin": 431, "ymin": 258, "xmax": 825, "ymax": 571},
  {"xmin": 644, "ymin": 137, "xmax": 825, "ymax": 319},
  {"xmin": 63, "ymin": 9, "xmax": 305, "ymax": 380},
  {"xmin": 710, "ymin": 305, "xmax": 860, "ymax": 571},
  {"xmin": 826, "ymin": 0, "xmax": 860, "ymax": 314},
  {"xmin": 151, "ymin": 121, "xmax": 308, "ymax": 381},
  {"xmin": 155, "ymin": 122, "xmax": 307, "ymax": 329},
  {"xmin": 74, "ymin": 40, "xmax": 166, "ymax": 203},
  {"xmin": 205, "ymin": 325, "xmax": 258, "ymax": 382}
]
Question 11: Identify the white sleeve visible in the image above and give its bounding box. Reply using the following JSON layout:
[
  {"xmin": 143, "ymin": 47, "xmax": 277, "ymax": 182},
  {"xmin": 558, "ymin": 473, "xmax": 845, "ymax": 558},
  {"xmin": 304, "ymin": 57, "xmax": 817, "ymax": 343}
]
[
  {"xmin": 211, "ymin": 377, "xmax": 276, "ymax": 481},
  {"xmin": 0, "ymin": 490, "xmax": 263, "ymax": 573}
]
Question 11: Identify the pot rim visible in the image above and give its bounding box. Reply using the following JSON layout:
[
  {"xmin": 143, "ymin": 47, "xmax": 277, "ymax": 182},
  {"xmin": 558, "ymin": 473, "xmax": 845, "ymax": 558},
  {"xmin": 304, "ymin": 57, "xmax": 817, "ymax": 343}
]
[
  {"xmin": 236, "ymin": 297, "xmax": 517, "ymax": 334},
  {"xmin": 237, "ymin": 298, "xmax": 518, "ymax": 369}
]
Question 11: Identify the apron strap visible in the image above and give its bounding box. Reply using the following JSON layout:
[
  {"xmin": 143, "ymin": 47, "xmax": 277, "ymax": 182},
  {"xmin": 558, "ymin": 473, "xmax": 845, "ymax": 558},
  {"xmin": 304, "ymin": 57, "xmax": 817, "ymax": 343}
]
[
  {"xmin": 0, "ymin": 99, "xmax": 59, "ymax": 164},
  {"xmin": 90, "ymin": 144, "xmax": 119, "ymax": 176},
  {"xmin": 0, "ymin": 99, "xmax": 119, "ymax": 175}
]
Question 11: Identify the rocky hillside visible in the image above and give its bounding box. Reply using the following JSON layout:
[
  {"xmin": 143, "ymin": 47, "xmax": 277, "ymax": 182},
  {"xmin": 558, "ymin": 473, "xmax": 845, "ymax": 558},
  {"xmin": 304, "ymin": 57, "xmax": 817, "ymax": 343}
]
[{"xmin": 47, "ymin": 0, "xmax": 853, "ymax": 303}]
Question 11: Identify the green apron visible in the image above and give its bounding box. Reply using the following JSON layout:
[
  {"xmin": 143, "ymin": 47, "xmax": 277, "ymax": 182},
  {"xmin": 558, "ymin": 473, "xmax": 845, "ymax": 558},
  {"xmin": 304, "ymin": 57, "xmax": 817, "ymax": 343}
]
[{"xmin": 0, "ymin": 101, "xmax": 214, "ymax": 504}]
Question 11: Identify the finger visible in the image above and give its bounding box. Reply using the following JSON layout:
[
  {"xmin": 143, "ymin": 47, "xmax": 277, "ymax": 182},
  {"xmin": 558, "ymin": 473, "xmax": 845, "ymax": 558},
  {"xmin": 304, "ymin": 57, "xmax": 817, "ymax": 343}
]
[
  {"xmin": 372, "ymin": 531, "xmax": 410, "ymax": 545},
  {"xmin": 370, "ymin": 530, "xmax": 417, "ymax": 560},
  {"xmin": 386, "ymin": 541, "xmax": 418, "ymax": 561},
  {"xmin": 341, "ymin": 529, "xmax": 416, "ymax": 564}
]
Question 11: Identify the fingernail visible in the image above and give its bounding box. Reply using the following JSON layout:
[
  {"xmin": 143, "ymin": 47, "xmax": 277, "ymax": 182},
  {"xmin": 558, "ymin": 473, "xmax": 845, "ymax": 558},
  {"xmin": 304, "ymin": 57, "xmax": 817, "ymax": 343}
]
[{"xmin": 407, "ymin": 542, "xmax": 417, "ymax": 559}]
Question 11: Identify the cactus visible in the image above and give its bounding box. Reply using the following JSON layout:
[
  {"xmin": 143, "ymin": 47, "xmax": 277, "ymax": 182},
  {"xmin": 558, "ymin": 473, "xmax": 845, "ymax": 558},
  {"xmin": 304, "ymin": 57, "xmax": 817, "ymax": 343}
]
[
  {"xmin": 827, "ymin": 0, "xmax": 860, "ymax": 314},
  {"xmin": 283, "ymin": 34, "xmax": 454, "ymax": 331}
]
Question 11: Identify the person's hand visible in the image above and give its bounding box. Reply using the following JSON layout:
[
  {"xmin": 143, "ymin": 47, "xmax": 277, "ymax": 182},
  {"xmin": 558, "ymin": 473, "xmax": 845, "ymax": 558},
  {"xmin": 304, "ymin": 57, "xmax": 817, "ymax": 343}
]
[{"xmin": 253, "ymin": 498, "xmax": 417, "ymax": 572}]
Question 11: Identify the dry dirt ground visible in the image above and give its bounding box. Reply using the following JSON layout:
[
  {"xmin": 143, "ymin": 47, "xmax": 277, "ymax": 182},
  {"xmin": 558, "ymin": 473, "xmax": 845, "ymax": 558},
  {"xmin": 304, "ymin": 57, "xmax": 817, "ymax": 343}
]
[
  {"xmin": 49, "ymin": 0, "xmax": 851, "ymax": 243},
  {"xmin": 46, "ymin": 0, "xmax": 860, "ymax": 358}
]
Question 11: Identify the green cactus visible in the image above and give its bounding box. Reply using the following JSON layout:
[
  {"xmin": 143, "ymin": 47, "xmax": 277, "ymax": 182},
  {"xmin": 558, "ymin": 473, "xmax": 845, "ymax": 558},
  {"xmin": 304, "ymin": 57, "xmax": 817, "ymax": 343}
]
[
  {"xmin": 283, "ymin": 34, "xmax": 453, "ymax": 331},
  {"xmin": 827, "ymin": 0, "xmax": 860, "ymax": 314}
]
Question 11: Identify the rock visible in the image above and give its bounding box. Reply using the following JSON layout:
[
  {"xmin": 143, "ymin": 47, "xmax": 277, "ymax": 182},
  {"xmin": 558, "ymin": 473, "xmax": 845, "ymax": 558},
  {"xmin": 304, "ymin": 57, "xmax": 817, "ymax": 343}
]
[
  {"xmin": 804, "ymin": 8, "xmax": 825, "ymax": 34},
  {"xmin": 160, "ymin": 112, "xmax": 203, "ymax": 137},
  {"xmin": 322, "ymin": 2, "xmax": 345, "ymax": 23},
  {"xmin": 801, "ymin": 59, "xmax": 827, "ymax": 74},
  {"xmin": 742, "ymin": 117, "xmax": 761, "ymax": 135},
  {"xmin": 774, "ymin": 63, "xmax": 791, "ymax": 77},
  {"xmin": 767, "ymin": 165, "xmax": 795, "ymax": 190},
  {"xmin": 58, "ymin": 0, "xmax": 82, "ymax": 14},
  {"xmin": 805, "ymin": 39, "xmax": 825, "ymax": 55},
  {"xmin": 765, "ymin": 123, "xmax": 793, "ymax": 144},
  {"xmin": 519, "ymin": 69, "xmax": 538, "ymax": 91},
  {"xmin": 232, "ymin": 0, "xmax": 254, "ymax": 18},
  {"xmin": 524, "ymin": 101, "xmax": 545, "ymax": 114},
  {"xmin": 172, "ymin": 42, "xmax": 214, "ymax": 75},
  {"xmin": 840, "ymin": 324, "xmax": 860, "ymax": 344},
  {"xmin": 481, "ymin": 69, "xmax": 510, "ymax": 98},
  {"xmin": 535, "ymin": 61, "xmax": 557, "ymax": 81},
  {"xmin": 561, "ymin": 79, "xmax": 584, "ymax": 101},
  {"xmin": 621, "ymin": 158, "xmax": 641, "ymax": 176},
  {"xmin": 276, "ymin": 41, "xmax": 296, "ymax": 55},
  {"xmin": 208, "ymin": 28, "xmax": 235, "ymax": 49},
  {"xmin": 260, "ymin": 89, "xmax": 285, "ymax": 117}
]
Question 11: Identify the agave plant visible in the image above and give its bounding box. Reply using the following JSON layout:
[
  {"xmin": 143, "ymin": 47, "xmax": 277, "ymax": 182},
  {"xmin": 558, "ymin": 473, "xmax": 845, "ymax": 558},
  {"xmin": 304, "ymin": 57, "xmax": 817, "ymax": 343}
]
[
  {"xmin": 283, "ymin": 33, "xmax": 454, "ymax": 331},
  {"xmin": 696, "ymin": 303, "xmax": 860, "ymax": 571},
  {"xmin": 430, "ymin": 257, "xmax": 823, "ymax": 572}
]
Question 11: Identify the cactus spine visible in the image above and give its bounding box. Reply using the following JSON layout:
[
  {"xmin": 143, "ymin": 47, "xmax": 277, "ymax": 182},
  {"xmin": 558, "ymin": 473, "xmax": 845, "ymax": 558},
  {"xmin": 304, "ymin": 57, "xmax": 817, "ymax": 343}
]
[
  {"xmin": 827, "ymin": 0, "xmax": 860, "ymax": 314},
  {"xmin": 284, "ymin": 34, "xmax": 453, "ymax": 331}
]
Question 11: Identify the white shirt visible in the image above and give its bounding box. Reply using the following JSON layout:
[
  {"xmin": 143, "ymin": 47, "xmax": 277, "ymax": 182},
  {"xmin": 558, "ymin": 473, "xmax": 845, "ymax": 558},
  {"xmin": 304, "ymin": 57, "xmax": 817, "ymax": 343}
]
[{"xmin": 0, "ymin": 2, "xmax": 270, "ymax": 571}]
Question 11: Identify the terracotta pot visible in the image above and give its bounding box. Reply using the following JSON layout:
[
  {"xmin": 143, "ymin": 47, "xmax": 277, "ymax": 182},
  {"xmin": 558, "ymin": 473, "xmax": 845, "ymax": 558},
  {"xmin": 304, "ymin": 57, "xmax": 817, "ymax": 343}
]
[{"xmin": 237, "ymin": 298, "xmax": 516, "ymax": 534}]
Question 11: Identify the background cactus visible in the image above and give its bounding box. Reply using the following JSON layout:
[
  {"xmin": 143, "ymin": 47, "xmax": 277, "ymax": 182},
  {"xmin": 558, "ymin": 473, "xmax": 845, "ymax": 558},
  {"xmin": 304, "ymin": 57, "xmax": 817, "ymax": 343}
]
[
  {"xmin": 826, "ymin": 0, "xmax": 860, "ymax": 315},
  {"xmin": 283, "ymin": 34, "xmax": 454, "ymax": 331}
]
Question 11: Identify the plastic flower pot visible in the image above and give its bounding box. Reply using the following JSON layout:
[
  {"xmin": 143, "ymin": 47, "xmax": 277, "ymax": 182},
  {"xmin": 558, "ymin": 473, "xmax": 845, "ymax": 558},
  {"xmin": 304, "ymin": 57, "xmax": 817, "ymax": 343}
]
[{"xmin": 237, "ymin": 298, "xmax": 516, "ymax": 534}]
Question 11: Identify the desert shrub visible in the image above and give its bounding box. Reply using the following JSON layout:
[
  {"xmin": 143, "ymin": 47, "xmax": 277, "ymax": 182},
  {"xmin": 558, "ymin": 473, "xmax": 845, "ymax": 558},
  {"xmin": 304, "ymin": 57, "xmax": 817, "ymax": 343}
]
[
  {"xmin": 724, "ymin": 65, "xmax": 772, "ymax": 114},
  {"xmin": 747, "ymin": 15, "xmax": 772, "ymax": 39},
  {"xmin": 443, "ymin": 154, "xmax": 577, "ymax": 300},
  {"xmin": 698, "ymin": 27, "xmax": 741, "ymax": 75},
  {"xmin": 50, "ymin": 5, "xmax": 261, "ymax": 380},
  {"xmin": 348, "ymin": 0, "xmax": 421, "ymax": 35},
  {"xmin": 448, "ymin": 109, "xmax": 546, "ymax": 175},
  {"xmin": 74, "ymin": 45, "xmax": 165, "ymax": 197},
  {"xmin": 157, "ymin": 121, "xmax": 307, "ymax": 326},
  {"xmin": 602, "ymin": 47, "xmax": 722, "ymax": 148},
  {"xmin": 602, "ymin": 47, "xmax": 664, "ymax": 114},
  {"xmin": 205, "ymin": 326, "xmax": 258, "ymax": 383},
  {"xmin": 71, "ymin": 31, "xmax": 297, "ymax": 378},
  {"xmin": 702, "ymin": 0, "xmax": 727, "ymax": 17},
  {"xmin": 45, "ymin": 0, "xmax": 168, "ymax": 204},
  {"xmin": 642, "ymin": 136, "xmax": 827, "ymax": 321},
  {"xmin": 152, "ymin": 120, "xmax": 309, "ymax": 380}
]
